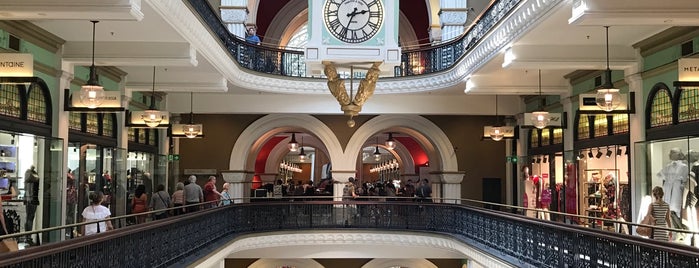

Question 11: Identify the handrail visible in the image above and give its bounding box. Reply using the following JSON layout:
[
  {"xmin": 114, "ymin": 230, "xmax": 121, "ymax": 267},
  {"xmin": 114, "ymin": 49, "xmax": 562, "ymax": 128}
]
[{"xmin": 0, "ymin": 200, "xmax": 697, "ymax": 267}]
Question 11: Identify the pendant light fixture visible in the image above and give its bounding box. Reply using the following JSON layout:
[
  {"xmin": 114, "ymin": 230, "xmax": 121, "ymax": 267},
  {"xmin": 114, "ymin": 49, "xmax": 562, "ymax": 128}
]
[
  {"xmin": 80, "ymin": 21, "xmax": 105, "ymax": 109},
  {"xmin": 288, "ymin": 133, "xmax": 299, "ymax": 152},
  {"xmin": 532, "ymin": 69, "xmax": 550, "ymax": 129},
  {"xmin": 596, "ymin": 26, "xmax": 622, "ymax": 112},
  {"xmin": 385, "ymin": 132, "xmax": 396, "ymax": 150},
  {"xmin": 373, "ymin": 136, "xmax": 381, "ymax": 161},
  {"xmin": 490, "ymin": 95, "xmax": 504, "ymax": 141},
  {"xmin": 141, "ymin": 66, "xmax": 166, "ymax": 128},
  {"xmin": 299, "ymin": 136, "xmax": 306, "ymax": 161},
  {"xmin": 183, "ymin": 92, "xmax": 202, "ymax": 138}
]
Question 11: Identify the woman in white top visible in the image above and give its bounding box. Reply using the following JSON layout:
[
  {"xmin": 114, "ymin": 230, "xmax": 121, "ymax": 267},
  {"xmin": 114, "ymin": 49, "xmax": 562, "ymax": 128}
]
[{"xmin": 81, "ymin": 191, "xmax": 113, "ymax": 236}]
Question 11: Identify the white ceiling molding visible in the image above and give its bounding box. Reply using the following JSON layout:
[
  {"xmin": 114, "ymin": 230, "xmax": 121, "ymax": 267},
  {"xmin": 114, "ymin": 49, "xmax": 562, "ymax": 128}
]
[
  {"xmin": 570, "ymin": 0, "xmax": 699, "ymax": 26},
  {"xmin": 506, "ymin": 44, "xmax": 637, "ymax": 70},
  {"xmin": 0, "ymin": 0, "xmax": 144, "ymax": 21},
  {"xmin": 62, "ymin": 41, "xmax": 197, "ymax": 67},
  {"xmin": 125, "ymin": 80, "xmax": 228, "ymax": 93}
]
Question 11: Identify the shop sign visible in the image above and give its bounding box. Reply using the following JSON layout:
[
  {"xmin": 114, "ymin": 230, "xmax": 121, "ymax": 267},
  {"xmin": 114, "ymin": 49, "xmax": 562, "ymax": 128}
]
[
  {"xmin": 678, "ymin": 58, "xmax": 699, "ymax": 81},
  {"xmin": 578, "ymin": 94, "xmax": 629, "ymax": 111},
  {"xmin": 71, "ymin": 91, "xmax": 122, "ymax": 108},
  {"xmin": 482, "ymin": 126, "xmax": 516, "ymax": 139},
  {"xmin": 522, "ymin": 113, "xmax": 563, "ymax": 127},
  {"xmin": 0, "ymin": 53, "xmax": 33, "ymax": 77}
]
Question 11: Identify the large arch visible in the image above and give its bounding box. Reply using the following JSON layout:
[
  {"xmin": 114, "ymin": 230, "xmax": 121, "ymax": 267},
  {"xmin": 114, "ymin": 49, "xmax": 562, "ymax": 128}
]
[
  {"xmin": 340, "ymin": 115, "xmax": 458, "ymax": 173},
  {"xmin": 229, "ymin": 114, "xmax": 343, "ymax": 173}
]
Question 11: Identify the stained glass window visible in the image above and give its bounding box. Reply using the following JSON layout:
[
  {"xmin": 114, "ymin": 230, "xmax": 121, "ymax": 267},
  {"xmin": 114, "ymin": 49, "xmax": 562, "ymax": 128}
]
[
  {"xmin": 148, "ymin": 129, "xmax": 157, "ymax": 145},
  {"xmin": 678, "ymin": 86, "xmax": 699, "ymax": 123},
  {"xmin": 0, "ymin": 84, "xmax": 21, "ymax": 118},
  {"xmin": 530, "ymin": 129, "xmax": 539, "ymax": 148},
  {"xmin": 128, "ymin": 128, "xmax": 136, "ymax": 142},
  {"xmin": 650, "ymin": 89, "xmax": 673, "ymax": 127},
  {"xmin": 138, "ymin": 128, "xmax": 146, "ymax": 143},
  {"xmin": 541, "ymin": 129, "xmax": 550, "ymax": 146},
  {"xmin": 102, "ymin": 114, "xmax": 114, "ymax": 137},
  {"xmin": 86, "ymin": 113, "xmax": 99, "ymax": 134},
  {"xmin": 69, "ymin": 112, "xmax": 82, "ymax": 131},
  {"xmin": 553, "ymin": 128, "xmax": 563, "ymax": 144},
  {"xmin": 593, "ymin": 115, "xmax": 608, "ymax": 137},
  {"xmin": 26, "ymin": 84, "xmax": 47, "ymax": 123},
  {"xmin": 612, "ymin": 114, "xmax": 629, "ymax": 134},
  {"xmin": 577, "ymin": 115, "xmax": 590, "ymax": 140}
]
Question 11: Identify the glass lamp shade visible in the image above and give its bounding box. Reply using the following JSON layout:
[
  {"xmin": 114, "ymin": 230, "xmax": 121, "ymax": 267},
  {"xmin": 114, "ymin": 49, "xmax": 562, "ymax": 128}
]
[
  {"xmin": 373, "ymin": 146, "xmax": 381, "ymax": 161},
  {"xmin": 299, "ymin": 147, "xmax": 306, "ymax": 161},
  {"xmin": 288, "ymin": 134, "xmax": 299, "ymax": 152},
  {"xmin": 489, "ymin": 126, "xmax": 504, "ymax": 141},
  {"xmin": 80, "ymin": 84, "xmax": 105, "ymax": 109},
  {"xmin": 385, "ymin": 133, "xmax": 397, "ymax": 150},
  {"xmin": 141, "ymin": 109, "xmax": 164, "ymax": 127},
  {"xmin": 183, "ymin": 124, "xmax": 201, "ymax": 138},
  {"xmin": 595, "ymin": 88, "xmax": 622, "ymax": 112},
  {"xmin": 532, "ymin": 111, "xmax": 550, "ymax": 129}
]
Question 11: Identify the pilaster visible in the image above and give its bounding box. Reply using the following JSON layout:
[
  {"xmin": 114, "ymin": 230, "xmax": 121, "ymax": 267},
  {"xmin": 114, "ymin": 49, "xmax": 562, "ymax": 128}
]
[
  {"xmin": 221, "ymin": 170, "xmax": 253, "ymax": 203},
  {"xmin": 332, "ymin": 170, "xmax": 357, "ymax": 202},
  {"xmin": 436, "ymin": 171, "xmax": 465, "ymax": 204}
]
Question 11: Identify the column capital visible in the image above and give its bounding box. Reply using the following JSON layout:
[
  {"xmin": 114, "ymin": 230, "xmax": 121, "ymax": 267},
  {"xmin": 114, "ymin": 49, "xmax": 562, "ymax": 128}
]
[
  {"xmin": 220, "ymin": 170, "xmax": 252, "ymax": 183},
  {"xmin": 431, "ymin": 171, "xmax": 465, "ymax": 184}
]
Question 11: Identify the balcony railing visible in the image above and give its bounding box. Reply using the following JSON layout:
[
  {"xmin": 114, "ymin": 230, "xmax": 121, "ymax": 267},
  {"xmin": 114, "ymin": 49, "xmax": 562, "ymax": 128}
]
[
  {"xmin": 188, "ymin": 0, "xmax": 523, "ymax": 78},
  {"xmin": 0, "ymin": 199, "xmax": 697, "ymax": 267}
]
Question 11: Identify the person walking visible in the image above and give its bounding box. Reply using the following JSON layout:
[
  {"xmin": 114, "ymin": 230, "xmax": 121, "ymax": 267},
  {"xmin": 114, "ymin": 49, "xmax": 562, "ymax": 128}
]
[
  {"xmin": 647, "ymin": 186, "xmax": 672, "ymax": 241},
  {"xmin": 81, "ymin": 191, "xmax": 113, "ymax": 236},
  {"xmin": 182, "ymin": 175, "xmax": 203, "ymax": 213}
]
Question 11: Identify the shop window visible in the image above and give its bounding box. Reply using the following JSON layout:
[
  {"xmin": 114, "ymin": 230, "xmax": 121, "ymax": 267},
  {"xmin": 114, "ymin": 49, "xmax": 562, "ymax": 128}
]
[
  {"xmin": 530, "ymin": 129, "xmax": 539, "ymax": 148},
  {"xmin": 553, "ymin": 128, "xmax": 563, "ymax": 144},
  {"xmin": 26, "ymin": 83, "xmax": 47, "ymax": 123},
  {"xmin": 102, "ymin": 114, "xmax": 115, "ymax": 137},
  {"xmin": 649, "ymin": 87, "xmax": 673, "ymax": 127},
  {"xmin": 0, "ymin": 84, "xmax": 21, "ymax": 118},
  {"xmin": 85, "ymin": 113, "xmax": 99, "ymax": 134},
  {"xmin": 612, "ymin": 114, "xmax": 629, "ymax": 134},
  {"xmin": 578, "ymin": 114, "xmax": 590, "ymax": 140},
  {"xmin": 541, "ymin": 129, "xmax": 550, "ymax": 146},
  {"xmin": 593, "ymin": 115, "xmax": 608, "ymax": 137},
  {"xmin": 128, "ymin": 128, "xmax": 136, "ymax": 142},
  {"xmin": 148, "ymin": 129, "xmax": 157, "ymax": 146},
  {"xmin": 678, "ymin": 86, "xmax": 699, "ymax": 123},
  {"xmin": 69, "ymin": 112, "xmax": 81, "ymax": 131}
]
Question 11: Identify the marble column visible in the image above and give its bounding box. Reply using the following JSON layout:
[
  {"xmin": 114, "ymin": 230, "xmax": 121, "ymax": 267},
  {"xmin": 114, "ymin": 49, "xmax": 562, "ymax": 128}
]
[
  {"xmin": 220, "ymin": 170, "xmax": 253, "ymax": 203},
  {"xmin": 220, "ymin": 0, "xmax": 248, "ymax": 38},
  {"xmin": 438, "ymin": 171, "xmax": 465, "ymax": 204},
  {"xmin": 332, "ymin": 170, "xmax": 357, "ymax": 202}
]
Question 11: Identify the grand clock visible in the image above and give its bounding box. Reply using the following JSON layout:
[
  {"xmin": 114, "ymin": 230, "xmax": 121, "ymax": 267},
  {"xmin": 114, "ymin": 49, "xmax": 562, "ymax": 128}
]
[{"xmin": 323, "ymin": 0, "xmax": 384, "ymax": 44}]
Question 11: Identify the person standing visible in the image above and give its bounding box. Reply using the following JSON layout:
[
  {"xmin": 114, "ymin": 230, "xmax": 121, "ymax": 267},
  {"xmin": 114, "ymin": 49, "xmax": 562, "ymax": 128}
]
[
  {"xmin": 171, "ymin": 182, "xmax": 185, "ymax": 216},
  {"xmin": 647, "ymin": 186, "xmax": 672, "ymax": 241},
  {"xmin": 150, "ymin": 184, "xmax": 171, "ymax": 220},
  {"xmin": 416, "ymin": 179, "xmax": 432, "ymax": 202},
  {"xmin": 220, "ymin": 183, "xmax": 232, "ymax": 206},
  {"xmin": 81, "ymin": 191, "xmax": 113, "ymax": 236},
  {"xmin": 245, "ymin": 27, "xmax": 261, "ymax": 45},
  {"xmin": 203, "ymin": 176, "xmax": 221, "ymax": 208},
  {"xmin": 183, "ymin": 175, "xmax": 203, "ymax": 213},
  {"xmin": 131, "ymin": 185, "xmax": 148, "ymax": 224}
]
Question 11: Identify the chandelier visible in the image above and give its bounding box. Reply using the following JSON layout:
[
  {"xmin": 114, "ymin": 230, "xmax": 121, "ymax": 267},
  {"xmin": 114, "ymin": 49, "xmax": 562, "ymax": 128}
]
[
  {"xmin": 141, "ymin": 66, "xmax": 166, "ymax": 128},
  {"xmin": 183, "ymin": 92, "xmax": 202, "ymax": 138},
  {"xmin": 531, "ymin": 70, "xmax": 550, "ymax": 129},
  {"xmin": 490, "ymin": 95, "xmax": 504, "ymax": 141},
  {"xmin": 287, "ymin": 133, "xmax": 299, "ymax": 152},
  {"xmin": 80, "ymin": 21, "xmax": 105, "ymax": 109},
  {"xmin": 596, "ymin": 26, "xmax": 622, "ymax": 112},
  {"xmin": 385, "ymin": 132, "xmax": 396, "ymax": 150}
]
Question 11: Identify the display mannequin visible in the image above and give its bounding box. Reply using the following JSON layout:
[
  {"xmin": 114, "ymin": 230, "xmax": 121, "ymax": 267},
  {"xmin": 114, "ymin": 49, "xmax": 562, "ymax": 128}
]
[
  {"xmin": 540, "ymin": 182, "xmax": 552, "ymax": 220},
  {"xmin": 24, "ymin": 166, "xmax": 39, "ymax": 232},
  {"xmin": 658, "ymin": 148, "xmax": 689, "ymax": 215},
  {"xmin": 522, "ymin": 167, "xmax": 537, "ymax": 218},
  {"xmin": 565, "ymin": 162, "xmax": 578, "ymax": 222}
]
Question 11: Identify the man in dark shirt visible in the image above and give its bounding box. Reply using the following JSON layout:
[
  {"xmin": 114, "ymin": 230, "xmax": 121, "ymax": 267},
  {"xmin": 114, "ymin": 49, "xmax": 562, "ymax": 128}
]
[{"xmin": 416, "ymin": 179, "xmax": 432, "ymax": 202}]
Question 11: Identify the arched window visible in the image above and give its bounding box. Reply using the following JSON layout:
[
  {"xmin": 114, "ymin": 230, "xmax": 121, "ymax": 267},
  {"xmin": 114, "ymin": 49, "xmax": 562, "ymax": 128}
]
[
  {"xmin": 552, "ymin": 128, "xmax": 563, "ymax": 144},
  {"xmin": 612, "ymin": 114, "xmax": 629, "ymax": 134},
  {"xmin": 138, "ymin": 128, "xmax": 147, "ymax": 143},
  {"xmin": 530, "ymin": 129, "xmax": 539, "ymax": 148},
  {"xmin": 101, "ymin": 114, "xmax": 115, "ymax": 137},
  {"xmin": 648, "ymin": 85, "xmax": 673, "ymax": 127},
  {"xmin": 26, "ymin": 83, "xmax": 48, "ymax": 123},
  {"xmin": 677, "ymin": 86, "xmax": 699, "ymax": 123},
  {"xmin": 0, "ymin": 84, "xmax": 21, "ymax": 118},
  {"xmin": 541, "ymin": 129, "xmax": 550, "ymax": 146}
]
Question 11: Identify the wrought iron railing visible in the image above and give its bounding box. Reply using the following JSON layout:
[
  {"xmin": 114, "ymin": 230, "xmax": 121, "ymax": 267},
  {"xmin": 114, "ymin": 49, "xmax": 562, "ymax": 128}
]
[
  {"xmin": 188, "ymin": 0, "xmax": 523, "ymax": 78},
  {"xmin": 187, "ymin": 0, "xmax": 306, "ymax": 77},
  {"xmin": 0, "ymin": 200, "xmax": 697, "ymax": 267}
]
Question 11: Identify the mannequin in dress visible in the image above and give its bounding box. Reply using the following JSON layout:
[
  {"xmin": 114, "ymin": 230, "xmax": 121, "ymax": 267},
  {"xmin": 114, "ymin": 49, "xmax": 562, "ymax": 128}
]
[
  {"xmin": 658, "ymin": 148, "xmax": 688, "ymax": 216},
  {"xmin": 523, "ymin": 166, "xmax": 537, "ymax": 218}
]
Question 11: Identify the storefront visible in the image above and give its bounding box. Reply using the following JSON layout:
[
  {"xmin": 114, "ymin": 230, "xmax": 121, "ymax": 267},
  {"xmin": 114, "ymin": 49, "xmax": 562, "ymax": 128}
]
[
  {"xmin": 635, "ymin": 81, "xmax": 699, "ymax": 246},
  {"xmin": 0, "ymin": 77, "xmax": 64, "ymax": 244},
  {"xmin": 571, "ymin": 111, "xmax": 631, "ymax": 231},
  {"xmin": 525, "ymin": 127, "xmax": 564, "ymax": 220},
  {"xmin": 126, "ymin": 128, "xmax": 166, "ymax": 212}
]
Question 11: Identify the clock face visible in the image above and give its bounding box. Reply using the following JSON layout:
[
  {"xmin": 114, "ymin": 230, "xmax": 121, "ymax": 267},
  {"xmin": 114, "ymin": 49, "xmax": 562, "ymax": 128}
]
[{"xmin": 323, "ymin": 0, "xmax": 384, "ymax": 44}]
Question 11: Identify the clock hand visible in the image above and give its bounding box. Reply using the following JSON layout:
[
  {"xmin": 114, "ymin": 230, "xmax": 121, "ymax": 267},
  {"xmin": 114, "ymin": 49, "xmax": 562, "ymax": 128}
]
[{"xmin": 346, "ymin": 7, "xmax": 359, "ymax": 17}]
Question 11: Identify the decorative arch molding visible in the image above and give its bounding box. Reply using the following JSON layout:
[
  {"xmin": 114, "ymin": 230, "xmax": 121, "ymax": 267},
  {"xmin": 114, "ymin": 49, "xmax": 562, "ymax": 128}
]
[
  {"xmin": 230, "ymin": 114, "xmax": 343, "ymax": 172},
  {"xmin": 645, "ymin": 82, "xmax": 674, "ymax": 128},
  {"xmin": 195, "ymin": 231, "xmax": 511, "ymax": 268},
  {"xmin": 342, "ymin": 115, "xmax": 458, "ymax": 172}
]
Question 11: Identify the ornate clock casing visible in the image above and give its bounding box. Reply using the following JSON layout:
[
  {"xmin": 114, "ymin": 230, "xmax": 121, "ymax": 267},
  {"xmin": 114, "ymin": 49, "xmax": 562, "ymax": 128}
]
[{"xmin": 306, "ymin": 0, "xmax": 400, "ymax": 76}]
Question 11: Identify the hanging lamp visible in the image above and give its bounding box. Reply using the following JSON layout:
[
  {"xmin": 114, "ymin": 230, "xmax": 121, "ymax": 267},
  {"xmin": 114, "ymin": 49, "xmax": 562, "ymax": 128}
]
[
  {"xmin": 288, "ymin": 133, "xmax": 299, "ymax": 152},
  {"xmin": 141, "ymin": 66, "xmax": 166, "ymax": 128},
  {"xmin": 299, "ymin": 136, "xmax": 306, "ymax": 161},
  {"xmin": 80, "ymin": 21, "xmax": 105, "ymax": 109},
  {"xmin": 183, "ymin": 92, "xmax": 202, "ymax": 138},
  {"xmin": 490, "ymin": 95, "xmax": 504, "ymax": 141},
  {"xmin": 373, "ymin": 136, "xmax": 381, "ymax": 161},
  {"xmin": 531, "ymin": 70, "xmax": 550, "ymax": 129},
  {"xmin": 385, "ymin": 132, "xmax": 396, "ymax": 150},
  {"xmin": 596, "ymin": 26, "xmax": 622, "ymax": 112}
]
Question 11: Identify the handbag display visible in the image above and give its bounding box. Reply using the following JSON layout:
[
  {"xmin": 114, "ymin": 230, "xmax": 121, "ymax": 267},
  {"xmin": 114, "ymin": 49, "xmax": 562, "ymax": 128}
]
[
  {"xmin": 0, "ymin": 239, "xmax": 18, "ymax": 253},
  {"xmin": 637, "ymin": 213, "xmax": 655, "ymax": 237}
]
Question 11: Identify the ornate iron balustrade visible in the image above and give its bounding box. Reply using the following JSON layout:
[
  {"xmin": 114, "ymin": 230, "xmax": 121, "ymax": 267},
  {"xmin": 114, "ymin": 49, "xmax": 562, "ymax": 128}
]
[
  {"xmin": 188, "ymin": 0, "xmax": 523, "ymax": 78},
  {"xmin": 187, "ymin": 0, "xmax": 306, "ymax": 77},
  {"xmin": 0, "ymin": 201, "xmax": 697, "ymax": 267}
]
